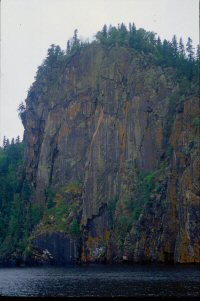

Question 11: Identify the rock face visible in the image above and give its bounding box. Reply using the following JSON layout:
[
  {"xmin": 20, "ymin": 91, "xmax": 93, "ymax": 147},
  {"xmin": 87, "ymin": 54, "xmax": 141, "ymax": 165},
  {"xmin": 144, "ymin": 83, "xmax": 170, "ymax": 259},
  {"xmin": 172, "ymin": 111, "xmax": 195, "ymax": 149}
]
[
  {"xmin": 24, "ymin": 44, "xmax": 200, "ymax": 263},
  {"xmin": 31, "ymin": 232, "xmax": 81, "ymax": 264}
]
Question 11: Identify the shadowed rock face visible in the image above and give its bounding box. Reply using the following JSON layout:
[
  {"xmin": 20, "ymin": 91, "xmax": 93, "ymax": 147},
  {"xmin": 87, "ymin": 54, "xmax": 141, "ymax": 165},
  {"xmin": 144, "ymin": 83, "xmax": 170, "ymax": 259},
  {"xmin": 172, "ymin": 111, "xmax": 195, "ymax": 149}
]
[
  {"xmin": 24, "ymin": 44, "xmax": 200, "ymax": 263},
  {"xmin": 32, "ymin": 232, "xmax": 81, "ymax": 264}
]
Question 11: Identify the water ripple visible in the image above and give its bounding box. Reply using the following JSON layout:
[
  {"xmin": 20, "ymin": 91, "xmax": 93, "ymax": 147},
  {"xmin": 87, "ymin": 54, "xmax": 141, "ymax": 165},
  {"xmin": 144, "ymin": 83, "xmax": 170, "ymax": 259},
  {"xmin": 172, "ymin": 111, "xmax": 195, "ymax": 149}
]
[{"xmin": 0, "ymin": 264, "xmax": 199, "ymax": 297}]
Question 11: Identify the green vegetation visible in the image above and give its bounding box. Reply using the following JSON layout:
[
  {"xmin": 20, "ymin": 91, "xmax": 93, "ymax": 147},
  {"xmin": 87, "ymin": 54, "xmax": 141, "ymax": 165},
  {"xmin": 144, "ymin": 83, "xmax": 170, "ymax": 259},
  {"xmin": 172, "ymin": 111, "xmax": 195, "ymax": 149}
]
[
  {"xmin": 31, "ymin": 202, "xmax": 44, "ymax": 226},
  {"xmin": 124, "ymin": 171, "xmax": 157, "ymax": 220},
  {"xmin": 114, "ymin": 168, "xmax": 161, "ymax": 251},
  {"xmin": 70, "ymin": 218, "xmax": 81, "ymax": 236},
  {"xmin": 32, "ymin": 29, "xmax": 88, "ymax": 87},
  {"xmin": 17, "ymin": 102, "xmax": 26, "ymax": 123},
  {"xmin": 64, "ymin": 182, "xmax": 83, "ymax": 194},
  {"xmin": 113, "ymin": 154, "xmax": 177, "ymax": 252},
  {"xmin": 26, "ymin": 23, "xmax": 198, "ymax": 105},
  {"xmin": 1, "ymin": 23, "xmax": 199, "ymax": 262},
  {"xmin": 193, "ymin": 116, "xmax": 200, "ymax": 129},
  {"xmin": 108, "ymin": 195, "xmax": 119, "ymax": 227},
  {"xmin": 45, "ymin": 186, "xmax": 56, "ymax": 209},
  {"xmin": 188, "ymin": 136, "xmax": 200, "ymax": 157},
  {"xmin": 30, "ymin": 183, "xmax": 82, "ymax": 238},
  {"xmin": 0, "ymin": 139, "xmax": 31, "ymax": 259},
  {"xmin": 95, "ymin": 23, "xmax": 199, "ymax": 81},
  {"xmin": 0, "ymin": 140, "xmax": 82, "ymax": 260}
]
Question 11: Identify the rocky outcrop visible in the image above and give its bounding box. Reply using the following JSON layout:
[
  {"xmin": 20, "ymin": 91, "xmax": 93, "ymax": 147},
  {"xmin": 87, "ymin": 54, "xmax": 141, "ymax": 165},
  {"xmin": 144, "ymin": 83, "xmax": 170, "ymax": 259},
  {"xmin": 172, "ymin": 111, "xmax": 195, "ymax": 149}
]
[
  {"xmin": 24, "ymin": 43, "xmax": 200, "ymax": 263},
  {"xmin": 124, "ymin": 96, "xmax": 200, "ymax": 263},
  {"xmin": 30, "ymin": 232, "xmax": 81, "ymax": 265}
]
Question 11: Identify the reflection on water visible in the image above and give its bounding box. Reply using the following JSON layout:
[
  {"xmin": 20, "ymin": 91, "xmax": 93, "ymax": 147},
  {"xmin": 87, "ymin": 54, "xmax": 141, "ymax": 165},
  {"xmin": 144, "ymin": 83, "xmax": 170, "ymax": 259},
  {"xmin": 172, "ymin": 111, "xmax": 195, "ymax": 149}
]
[{"xmin": 0, "ymin": 264, "xmax": 199, "ymax": 297}]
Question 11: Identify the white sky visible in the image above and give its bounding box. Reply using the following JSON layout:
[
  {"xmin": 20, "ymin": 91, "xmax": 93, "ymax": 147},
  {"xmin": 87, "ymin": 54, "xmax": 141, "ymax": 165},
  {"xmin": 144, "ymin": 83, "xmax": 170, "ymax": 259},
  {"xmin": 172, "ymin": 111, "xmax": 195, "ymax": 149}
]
[{"xmin": 0, "ymin": 0, "xmax": 199, "ymax": 145}]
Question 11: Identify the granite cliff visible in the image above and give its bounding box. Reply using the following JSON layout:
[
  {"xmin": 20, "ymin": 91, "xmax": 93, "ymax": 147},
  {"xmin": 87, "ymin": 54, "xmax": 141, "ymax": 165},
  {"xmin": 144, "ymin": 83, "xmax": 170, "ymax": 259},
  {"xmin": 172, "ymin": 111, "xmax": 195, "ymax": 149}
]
[
  {"xmin": 1, "ymin": 25, "xmax": 199, "ymax": 265},
  {"xmin": 21, "ymin": 34, "xmax": 199, "ymax": 264}
]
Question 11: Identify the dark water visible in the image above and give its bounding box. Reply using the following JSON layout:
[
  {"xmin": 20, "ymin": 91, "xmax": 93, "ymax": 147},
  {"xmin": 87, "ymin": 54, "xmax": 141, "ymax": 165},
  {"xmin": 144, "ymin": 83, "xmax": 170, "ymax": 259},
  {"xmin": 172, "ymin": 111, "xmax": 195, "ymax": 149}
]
[{"xmin": 0, "ymin": 264, "xmax": 199, "ymax": 297}]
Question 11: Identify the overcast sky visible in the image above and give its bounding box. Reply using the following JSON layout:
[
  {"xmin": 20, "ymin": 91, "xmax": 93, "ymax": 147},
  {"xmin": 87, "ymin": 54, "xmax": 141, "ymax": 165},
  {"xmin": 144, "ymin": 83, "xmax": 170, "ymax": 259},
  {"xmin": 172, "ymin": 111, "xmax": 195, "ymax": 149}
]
[{"xmin": 0, "ymin": 0, "xmax": 199, "ymax": 145}]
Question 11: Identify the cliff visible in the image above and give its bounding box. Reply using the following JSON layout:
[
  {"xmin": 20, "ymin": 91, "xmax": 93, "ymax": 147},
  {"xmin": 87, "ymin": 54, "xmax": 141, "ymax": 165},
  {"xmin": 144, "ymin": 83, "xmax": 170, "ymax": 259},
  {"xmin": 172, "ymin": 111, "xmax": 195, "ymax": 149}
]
[{"xmin": 20, "ymin": 38, "xmax": 200, "ymax": 264}]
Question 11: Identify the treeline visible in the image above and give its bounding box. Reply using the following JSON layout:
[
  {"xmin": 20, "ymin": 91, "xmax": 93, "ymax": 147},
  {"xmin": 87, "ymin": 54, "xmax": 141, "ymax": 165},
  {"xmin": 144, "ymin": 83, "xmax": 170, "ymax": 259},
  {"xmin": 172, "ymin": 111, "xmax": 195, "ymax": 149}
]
[
  {"xmin": 35, "ymin": 29, "xmax": 88, "ymax": 81},
  {"xmin": 95, "ymin": 23, "xmax": 199, "ymax": 81},
  {"xmin": 34, "ymin": 23, "xmax": 199, "ymax": 84},
  {"xmin": 0, "ymin": 139, "xmax": 32, "ymax": 261},
  {"xmin": 0, "ymin": 137, "xmax": 80, "ymax": 261},
  {"xmin": 2, "ymin": 135, "xmax": 21, "ymax": 148}
]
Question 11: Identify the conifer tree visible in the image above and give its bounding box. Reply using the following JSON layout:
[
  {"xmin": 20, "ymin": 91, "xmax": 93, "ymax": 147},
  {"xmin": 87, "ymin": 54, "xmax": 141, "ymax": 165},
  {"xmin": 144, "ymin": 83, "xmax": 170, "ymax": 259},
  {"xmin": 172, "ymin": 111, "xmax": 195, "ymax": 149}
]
[
  {"xmin": 162, "ymin": 39, "xmax": 173, "ymax": 65},
  {"xmin": 73, "ymin": 29, "xmax": 79, "ymax": 46},
  {"xmin": 102, "ymin": 24, "xmax": 107, "ymax": 39},
  {"xmin": 157, "ymin": 36, "xmax": 162, "ymax": 50},
  {"xmin": 171, "ymin": 35, "xmax": 178, "ymax": 58},
  {"xmin": 186, "ymin": 37, "xmax": 194, "ymax": 60},
  {"xmin": 128, "ymin": 22, "xmax": 132, "ymax": 32},
  {"xmin": 17, "ymin": 102, "xmax": 26, "ymax": 121},
  {"xmin": 128, "ymin": 23, "xmax": 136, "ymax": 48},
  {"xmin": 179, "ymin": 38, "xmax": 185, "ymax": 57},
  {"xmin": 3, "ymin": 136, "xmax": 7, "ymax": 148},
  {"xmin": 117, "ymin": 23, "xmax": 128, "ymax": 46},
  {"xmin": 16, "ymin": 136, "xmax": 20, "ymax": 143},
  {"xmin": 196, "ymin": 44, "xmax": 200, "ymax": 61},
  {"xmin": 3, "ymin": 137, "xmax": 9, "ymax": 148},
  {"xmin": 66, "ymin": 40, "xmax": 71, "ymax": 54}
]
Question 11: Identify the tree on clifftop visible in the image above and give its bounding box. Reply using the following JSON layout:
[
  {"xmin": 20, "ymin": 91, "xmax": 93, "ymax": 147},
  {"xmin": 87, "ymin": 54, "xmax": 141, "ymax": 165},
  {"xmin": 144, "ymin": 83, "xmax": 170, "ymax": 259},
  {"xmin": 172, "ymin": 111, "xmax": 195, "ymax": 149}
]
[{"xmin": 186, "ymin": 37, "xmax": 194, "ymax": 60}]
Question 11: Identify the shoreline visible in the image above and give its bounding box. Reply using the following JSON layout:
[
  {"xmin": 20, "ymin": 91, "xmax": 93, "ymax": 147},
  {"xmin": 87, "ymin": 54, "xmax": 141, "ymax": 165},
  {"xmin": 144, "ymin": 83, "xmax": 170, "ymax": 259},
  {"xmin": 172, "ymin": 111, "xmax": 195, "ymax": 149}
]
[{"xmin": 0, "ymin": 259, "xmax": 199, "ymax": 268}]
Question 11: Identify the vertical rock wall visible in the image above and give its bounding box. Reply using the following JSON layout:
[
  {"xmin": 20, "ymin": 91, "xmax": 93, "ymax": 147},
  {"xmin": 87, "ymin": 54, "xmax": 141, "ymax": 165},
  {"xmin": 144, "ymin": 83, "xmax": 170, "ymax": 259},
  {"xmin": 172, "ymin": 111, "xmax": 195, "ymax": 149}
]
[{"xmin": 24, "ymin": 44, "xmax": 200, "ymax": 263}]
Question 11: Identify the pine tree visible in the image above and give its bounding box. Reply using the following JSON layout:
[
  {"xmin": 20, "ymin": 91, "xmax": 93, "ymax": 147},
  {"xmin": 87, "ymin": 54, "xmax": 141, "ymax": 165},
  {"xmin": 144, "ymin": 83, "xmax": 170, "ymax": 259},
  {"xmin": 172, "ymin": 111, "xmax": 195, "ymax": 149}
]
[
  {"xmin": 186, "ymin": 37, "xmax": 194, "ymax": 60},
  {"xmin": 46, "ymin": 44, "xmax": 61, "ymax": 66},
  {"xmin": 17, "ymin": 102, "xmax": 26, "ymax": 121},
  {"xmin": 171, "ymin": 35, "xmax": 178, "ymax": 58},
  {"xmin": 95, "ymin": 24, "xmax": 108, "ymax": 44},
  {"xmin": 193, "ymin": 44, "xmax": 200, "ymax": 80},
  {"xmin": 196, "ymin": 44, "xmax": 200, "ymax": 61},
  {"xmin": 16, "ymin": 136, "xmax": 20, "ymax": 143},
  {"xmin": 3, "ymin": 137, "xmax": 10, "ymax": 148},
  {"xmin": 47, "ymin": 44, "xmax": 56, "ymax": 58},
  {"xmin": 73, "ymin": 29, "xmax": 79, "ymax": 46},
  {"xmin": 6, "ymin": 138, "xmax": 10, "ymax": 147},
  {"xmin": 54, "ymin": 45, "xmax": 62, "ymax": 56},
  {"xmin": 66, "ymin": 40, "xmax": 70, "ymax": 54},
  {"xmin": 18, "ymin": 102, "xmax": 25, "ymax": 114},
  {"xmin": 179, "ymin": 38, "xmax": 185, "ymax": 57},
  {"xmin": 3, "ymin": 136, "xmax": 7, "ymax": 148},
  {"xmin": 157, "ymin": 36, "xmax": 162, "ymax": 50},
  {"xmin": 162, "ymin": 39, "xmax": 173, "ymax": 65},
  {"xmin": 128, "ymin": 22, "xmax": 132, "ymax": 32},
  {"xmin": 102, "ymin": 24, "xmax": 107, "ymax": 39},
  {"xmin": 128, "ymin": 23, "xmax": 136, "ymax": 48},
  {"xmin": 128, "ymin": 22, "xmax": 136, "ymax": 35}
]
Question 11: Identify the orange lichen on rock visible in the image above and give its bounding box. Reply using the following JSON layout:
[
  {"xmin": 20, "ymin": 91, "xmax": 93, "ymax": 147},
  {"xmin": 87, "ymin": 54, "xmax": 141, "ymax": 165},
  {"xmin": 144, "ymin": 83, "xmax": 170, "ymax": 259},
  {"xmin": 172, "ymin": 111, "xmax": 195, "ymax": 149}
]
[
  {"xmin": 87, "ymin": 235, "xmax": 100, "ymax": 249},
  {"xmin": 179, "ymin": 226, "xmax": 200, "ymax": 263},
  {"xmin": 185, "ymin": 190, "xmax": 200, "ymax": 205},
  {"xmin": 156, "ymin": 124, "xmax": 163, "ymax": 149},
  {"xmin": 193, "ymin": 242, "xmax": 200, "ymax": 263},
  {"xmin": 57, "ymin": 126, "xmax": 71, "ymax": 143},
  {"xmin": 119, "ymin": 102, "xmax": 129, "ymax": 173},
  {"xmin": 179, "ymin": 229, "xmax": 190, "ymax": 263},
  {"xmin": 168, "ymin": 171, "xmax": 177, "ymax": 222},
  {"xmin": 87, "ymin": 106, "xmax": 104, "ymax": 170},
  {"xmin": 193, "ymin": 158, "xmax": 200, "ymax": 183},
  {"xmin": 91, "ymin": 107, "xmax": 104, "ymax": 145},
  {"xmin": 171, "ymin": 118, "xmax": 182, "ymax": 149},
  {"xmin": 105, "ymin": 230, "xmax": 111, "ymax": 241},
  {"xmin": 67, "ymin": 102, "xmax": 81, "ymax": 120}
]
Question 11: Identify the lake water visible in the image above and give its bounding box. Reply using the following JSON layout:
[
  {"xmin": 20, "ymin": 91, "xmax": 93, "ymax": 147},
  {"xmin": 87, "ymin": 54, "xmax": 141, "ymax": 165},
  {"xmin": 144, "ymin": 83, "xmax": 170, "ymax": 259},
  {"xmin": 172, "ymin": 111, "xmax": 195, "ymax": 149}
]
[{"xmin": 0, "ymin": 264, "xmax": 199, "ymax": 297}]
